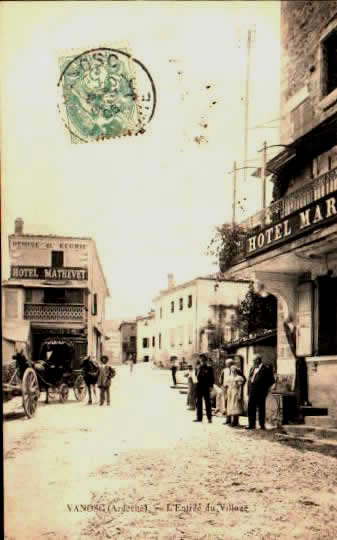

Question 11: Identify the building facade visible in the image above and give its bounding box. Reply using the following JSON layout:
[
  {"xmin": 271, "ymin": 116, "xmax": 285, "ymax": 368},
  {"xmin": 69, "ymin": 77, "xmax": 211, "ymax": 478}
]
[
  {"xmin": 226, "ymin": 1, "xmax": 337, "ymax": 422},
  {"xmin": 119, "ymin": 321, "xmax": 137, "ymax": 363},
  {"xmin": 153, "ymin": 274, "xmax": 249, "ymax": 367},
  {"xmin": 103, "ymin": 320, "xmax": 122, "ymax": 365},
  {"xmin": 2, "ymin": 219, "xmax": 109, "ymax": 367},
  {"xmin": 136, "ymin": 311, "xmax": 155, "ymax": 362}
]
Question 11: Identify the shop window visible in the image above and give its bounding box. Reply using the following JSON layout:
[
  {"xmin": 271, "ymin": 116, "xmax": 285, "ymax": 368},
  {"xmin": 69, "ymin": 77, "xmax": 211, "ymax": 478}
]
[
  {"xmin": 143, "ymin": 338, "xmax": 149, "ymax": 348},
  {"xmin": 51, "ymin": 250, "xmax": 64, "ymax": 268},
  {"xmin": 179, "ymin": 298, "xmax": 183, "ymax": 310},
  {"xmin": 321, "ymin": 28, "xmax": 337, "ymax": 97},
  {"xmin": 171, "ymin": 301, "xmax": 175, "ymax": 313},
  {"xmin": 188, "ymin": 295, "xmax": 192, "ymax": 308}
]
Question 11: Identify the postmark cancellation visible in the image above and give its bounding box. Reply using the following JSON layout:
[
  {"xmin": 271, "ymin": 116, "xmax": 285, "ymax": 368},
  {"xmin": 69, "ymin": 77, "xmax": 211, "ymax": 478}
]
[{"xmin": 57, "ymin": 46, "xmax": 156, "ymax": 144}]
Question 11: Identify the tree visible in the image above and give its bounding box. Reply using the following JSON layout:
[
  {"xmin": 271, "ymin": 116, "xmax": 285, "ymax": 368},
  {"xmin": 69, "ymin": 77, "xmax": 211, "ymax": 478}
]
[
  {"xmin": 207, "ymin": 223, "xmax": 246, "ymax": 273},
  {"xmin": 236, "ymin": 282, "xmax": 277, "ymax": 337}
]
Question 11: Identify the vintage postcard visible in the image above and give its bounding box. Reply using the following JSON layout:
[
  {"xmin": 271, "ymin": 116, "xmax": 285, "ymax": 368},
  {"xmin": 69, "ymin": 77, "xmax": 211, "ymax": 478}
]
[{"xmin": 2, "ymin": 1, "xmax": 337, "ymax": 540}]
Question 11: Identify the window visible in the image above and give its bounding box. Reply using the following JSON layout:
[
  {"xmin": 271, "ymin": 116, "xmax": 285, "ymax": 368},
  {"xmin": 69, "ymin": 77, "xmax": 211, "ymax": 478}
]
[
  {"xmin": 178, "ymin": 326, "xmax": 184, "ymax": 346},
  {"xmin": 188, "ymin": 323, "xmax": 193, "ymax": 344},
  {"xmin": 159, "ymin": 333, "xmax": 162, "ymax": 349},
  {"xmin": 171, "ymin": 301, "xmax": 175, "ymax": 313},
  {"xmin": 25, "ymin": 289, "xmax": 33, "ymax": 303},
  {"xmin": 188, "ymin": 295, "xmax": 192, "ymax": 308},
  {"xmin": 129, "ymin": 336, "xmax": 136, "ymax": 348},
  {"xmin": 66, "ymin": 289, "xmax": 83, "ymax": 304},
  {"xmin": 51, "ymin": 250, "xmax": 64, "ymax": 268},
  {"xmin": 160, "ymin": 307, "xmax": 163, "ymax": 319},
  {"xmin": 170, "ymin": 328, "xmax": 175, "ymax": 347},
  {"xmin": 44, "ymin": 288, "xmax": 66, "ymax": 304},
  {"xmin": 322, "ymin": 29, "xmax": 337, "ymax": 97},
  {"xmin": 179, "ymin": 298, "xmax": 183, "ymax": 310},
  {"xmin": 91, "ymin": 293, "xmax": 98, "ymax": 315},
  {"xmin": 143, "ymin": 338, "xmax": 149, "ymax": 348},
  {"xmin": 152, "ymin": 336, "xmax": 155, "ymax": 347}
]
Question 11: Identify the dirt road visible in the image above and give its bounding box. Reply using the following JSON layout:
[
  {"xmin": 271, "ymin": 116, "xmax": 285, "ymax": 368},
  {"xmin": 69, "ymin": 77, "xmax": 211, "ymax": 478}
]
[{"xmin": 4, "ymin": 363, "xmax": 337, "ymax": 540}]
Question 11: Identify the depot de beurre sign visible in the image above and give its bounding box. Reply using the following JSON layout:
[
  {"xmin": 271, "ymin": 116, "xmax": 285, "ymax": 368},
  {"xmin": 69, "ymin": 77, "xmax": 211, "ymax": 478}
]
[
  {"xmin": 10, "ymin": 266, "xmax": 88, "ymax": 280},
  {"xmin": 246, "ymin": 190, "xmax": 337, "ymax": 257}
]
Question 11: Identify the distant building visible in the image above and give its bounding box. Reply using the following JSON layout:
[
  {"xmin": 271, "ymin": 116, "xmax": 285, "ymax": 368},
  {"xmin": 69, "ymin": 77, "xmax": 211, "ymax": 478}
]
[
  {"xmin": 119, "ymin": 321, "xmax": 137, "ymax": 363},
  {"xmin": 2, "ymin": 218, "xmax": 109, "ymax": 367},
  {"xmin": 103, "ymin": 320, "xmax": 122, "ymax": 364},
  {"xmin": 136, "ymin": 311, "xmax": 155, "ymax": 362},
  {"xmin": 153, "ymin": 274, "xmax": 249, "ymax": 367}
]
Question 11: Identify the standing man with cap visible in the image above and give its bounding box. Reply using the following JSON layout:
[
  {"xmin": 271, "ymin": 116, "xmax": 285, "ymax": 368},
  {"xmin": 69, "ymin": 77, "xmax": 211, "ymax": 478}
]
[
  {"xmin": 194, "ymin": 354, "xmax": 214, "ymax": 423},
  {"xmin": 246, "ymin": 355, "xmax": 275, "ymax": 430}
]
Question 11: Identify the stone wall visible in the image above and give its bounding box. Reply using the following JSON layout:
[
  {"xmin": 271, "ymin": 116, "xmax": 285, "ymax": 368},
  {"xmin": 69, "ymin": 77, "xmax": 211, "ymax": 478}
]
[{"xmin": 280, "ymin": 1, "xmax": 337, "ymax": 143}]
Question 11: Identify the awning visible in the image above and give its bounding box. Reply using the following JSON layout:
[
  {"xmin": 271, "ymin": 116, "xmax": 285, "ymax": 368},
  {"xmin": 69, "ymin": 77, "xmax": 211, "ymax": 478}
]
[{"xmin": 3, "ymin": 320, "xmax": 31, "ymax": 343}]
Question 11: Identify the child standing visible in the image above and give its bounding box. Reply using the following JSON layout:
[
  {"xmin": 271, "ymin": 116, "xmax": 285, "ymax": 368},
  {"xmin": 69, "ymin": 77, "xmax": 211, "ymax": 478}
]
[{"xmin": 97, "ymin": 355, "xmax": 115, "ymax": 406}]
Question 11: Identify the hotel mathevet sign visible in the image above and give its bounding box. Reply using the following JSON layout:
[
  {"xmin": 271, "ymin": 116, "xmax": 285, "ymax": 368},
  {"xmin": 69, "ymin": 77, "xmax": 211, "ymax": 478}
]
[
  {"xmin": 11, "ymin": 267, "xmax": 88, "ymax": 280},
  {"xmin": 246, "ymin": 190, "xmax": 337, "ymax": 257}
]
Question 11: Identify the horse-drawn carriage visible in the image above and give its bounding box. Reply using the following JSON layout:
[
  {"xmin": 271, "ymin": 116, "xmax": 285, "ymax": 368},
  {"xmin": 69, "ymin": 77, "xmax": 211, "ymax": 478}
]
[
  {"xmin": 34, "ymin": 338, "xmax": 87, "ymax": 404},
  {"xmin": 2, "ymin": 327, "xmax": 87, "ymax": 418},
  {"xmin": 3, "ymin": 321, "xmax": 40, "ymax": 418}
]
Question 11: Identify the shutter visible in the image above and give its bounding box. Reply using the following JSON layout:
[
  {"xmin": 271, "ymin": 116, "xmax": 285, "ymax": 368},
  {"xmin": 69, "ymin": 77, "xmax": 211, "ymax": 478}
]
[{"xmin": 296, "ymin": 282, "xmax": 313, "ymax": 356}]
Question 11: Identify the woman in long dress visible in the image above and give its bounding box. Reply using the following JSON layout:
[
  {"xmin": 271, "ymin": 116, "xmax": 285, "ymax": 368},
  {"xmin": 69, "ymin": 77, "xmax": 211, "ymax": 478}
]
[{"xmin": 226, "ymin": 365, "xmax": 245, "ymax": 427}]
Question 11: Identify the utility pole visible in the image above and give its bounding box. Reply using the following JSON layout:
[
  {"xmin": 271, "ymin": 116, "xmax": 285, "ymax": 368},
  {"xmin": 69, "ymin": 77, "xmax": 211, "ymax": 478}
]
[
  {"xmin": 261, "ymin": 140, "xmax": 267, "ymax": 210},
  {"xmin": 232, "ymin": 160, "xmax": 237, "ymax": 224},
  {"xmin": 243, "ymin": 28, "xmax": 254, "ymax": 184}
]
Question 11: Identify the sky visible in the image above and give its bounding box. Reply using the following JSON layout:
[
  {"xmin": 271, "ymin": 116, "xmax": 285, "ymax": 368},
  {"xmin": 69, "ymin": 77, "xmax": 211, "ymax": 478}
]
[{"xmin": 1, "ymin": 0, "xmax": 281, "ymax": 320}]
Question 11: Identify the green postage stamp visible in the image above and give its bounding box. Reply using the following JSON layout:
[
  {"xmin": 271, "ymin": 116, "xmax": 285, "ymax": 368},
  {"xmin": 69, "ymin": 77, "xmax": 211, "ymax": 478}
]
[{"xmin": 57, "ymin": 46, "xmax": 156, "ymax": 143}]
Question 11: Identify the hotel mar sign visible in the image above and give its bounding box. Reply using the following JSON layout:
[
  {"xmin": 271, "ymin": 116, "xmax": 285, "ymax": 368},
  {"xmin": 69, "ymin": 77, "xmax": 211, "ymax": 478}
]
[
  {"xmin": 10, "ymin": 266, "xmax": 88, "ymax": 280},
  {"xmin": 246, "ymin": 189, "xmax": 337, "ymax": 257}
]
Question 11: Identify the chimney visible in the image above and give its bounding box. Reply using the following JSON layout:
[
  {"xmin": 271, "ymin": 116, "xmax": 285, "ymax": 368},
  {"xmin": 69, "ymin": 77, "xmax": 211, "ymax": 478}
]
[
  {"xmin": 168, "ymin": 273, "xmax": 175, "ymax": 289},
  {"xmin": 14, "ymin": 218, "xmax": 24, "ymax": 235}
]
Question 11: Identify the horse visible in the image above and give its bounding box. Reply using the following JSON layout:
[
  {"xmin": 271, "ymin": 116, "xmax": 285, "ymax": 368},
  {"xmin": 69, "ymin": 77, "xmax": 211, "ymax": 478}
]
[{"xmin": 80, "ymin": 356, "xmax": 100, "ymax": 404}]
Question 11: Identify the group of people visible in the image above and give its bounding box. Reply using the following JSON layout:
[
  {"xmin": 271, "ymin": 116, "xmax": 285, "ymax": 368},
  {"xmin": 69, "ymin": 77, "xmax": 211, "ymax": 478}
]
[
  {"xmin": 81, "ymin": 355, "xmax": 116, "ymax": 406},
  {"xmin": 182, "ymin": 353, "xmax": 275, "ymax": 429}
]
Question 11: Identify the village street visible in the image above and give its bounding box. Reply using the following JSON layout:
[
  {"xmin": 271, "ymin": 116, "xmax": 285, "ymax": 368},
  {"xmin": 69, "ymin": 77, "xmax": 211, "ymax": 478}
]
[{"xmin": 4, "ymin": 363, "xmax": 337, "ymax": 540}]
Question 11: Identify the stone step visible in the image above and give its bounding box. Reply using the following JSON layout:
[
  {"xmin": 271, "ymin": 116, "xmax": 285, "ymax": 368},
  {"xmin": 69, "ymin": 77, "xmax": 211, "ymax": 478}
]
[
  {"xmin": 275, "ymin": 432, "xmax": 337, "ymax": 447},
  {"xmin": 283, "ymin": 424, "xmax": 337, "ymax": 441},
  {"xmin": 300, "ymin": 406, "xmax": 328, "ymax": 416},
  {"xmin": 304, "ymin": 415, "xmax": 337, "ymax": 428}
]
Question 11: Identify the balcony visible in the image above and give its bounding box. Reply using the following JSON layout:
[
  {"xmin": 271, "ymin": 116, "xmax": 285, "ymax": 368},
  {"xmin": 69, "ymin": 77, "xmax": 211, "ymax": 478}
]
[
  {"xmin": 24, "ymin": 303, "xmax": 86, "ymax": 323},
  {"xmin": 241, "ymin": 167, "xmax": 337, "ymax": 231}
]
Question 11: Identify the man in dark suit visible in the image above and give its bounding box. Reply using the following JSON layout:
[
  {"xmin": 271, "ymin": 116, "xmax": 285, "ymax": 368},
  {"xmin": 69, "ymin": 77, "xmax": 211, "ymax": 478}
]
[
  {"xmin": 246, "ymin": 355, "xmax": 275, "ymax": 430},
  {"xmin": 194, "ymin": 354, "xmax": 214, "ymax": 423}
]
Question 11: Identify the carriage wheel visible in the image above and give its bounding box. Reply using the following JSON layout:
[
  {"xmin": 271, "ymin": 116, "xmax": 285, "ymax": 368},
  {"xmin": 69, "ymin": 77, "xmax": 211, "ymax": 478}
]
[
  {"xmin": 59, "ymin": 383, "xmax": 69, "ymax": 403},
  {"xmin": 22, "ymin": 368, "xmax": 40, "ymax": 418},
  {"xmin": 73, "ymin": 374, "xmax": 87, "ymax": 401}
]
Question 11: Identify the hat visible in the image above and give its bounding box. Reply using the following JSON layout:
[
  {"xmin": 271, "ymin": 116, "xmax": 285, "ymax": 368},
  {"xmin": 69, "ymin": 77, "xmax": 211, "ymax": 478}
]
[{"xmin": 225, "ymin": 358, "xmax": 234, "ymax": 366}]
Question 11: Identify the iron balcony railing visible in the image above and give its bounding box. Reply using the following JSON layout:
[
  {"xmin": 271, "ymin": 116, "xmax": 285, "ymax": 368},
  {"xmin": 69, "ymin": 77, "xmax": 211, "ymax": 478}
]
[
  {"xmin": 24, "ymin": 303, "xmax": 86, "ymax": 322},
  {"xmin": 240, "ymin": 166, "xmax": 337, "ymax": 231}
]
